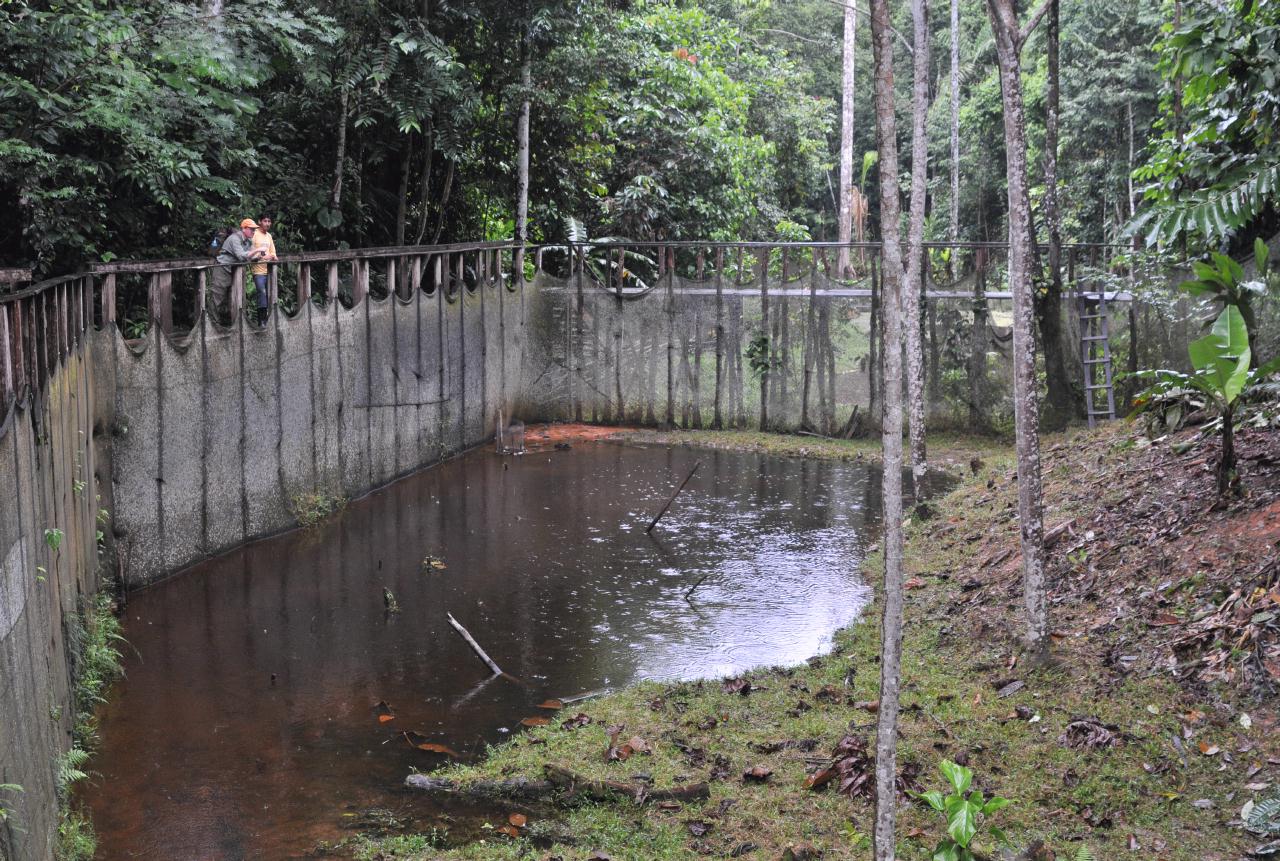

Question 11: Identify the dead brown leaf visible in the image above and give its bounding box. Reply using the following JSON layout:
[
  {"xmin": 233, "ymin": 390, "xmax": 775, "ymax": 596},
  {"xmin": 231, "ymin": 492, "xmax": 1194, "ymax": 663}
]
[{"xmin": 1059, "ymin": 717, "xmax": 1121, "ymax": 750}]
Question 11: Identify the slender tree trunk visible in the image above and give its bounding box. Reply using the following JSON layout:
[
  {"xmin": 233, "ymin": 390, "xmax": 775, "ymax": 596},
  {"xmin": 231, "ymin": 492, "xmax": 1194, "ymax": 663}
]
[
  {"xmin": 969, "ymin": 252, "xmax": 989, "ymax": 430},
  {"xmin": 330, "ymin": 87, "xmax": 350, "ymax": 215},
  {"xmin": 870, "ymin": 2, "xmax": 907, "ymax": 857},
  {"xmin": 431, "ymin": 160, "xmax": 455, "ymax": 244},
  {"xmin": 837, "ymin": 3, "xmax": 858, "ymax": 278},
  {"xmin": 414, "ymin": 125, "xmax": 435, "ymax": 245},
  {"xmin": 868, "ymin": 259, "xmax": 880, "ymax": 420},
  {"xmin": 986, "ymin": 0, "xmax": 1050, "ymax": 662},
  {"xmin": 903, "ymin": 0, "xmax": 931, "ymax": 491},
  {"xmin": 395, "ymin": 135, "xmax": 414, "ymax": 248},
  {"xmin": 1219, "ymin": 405, "xmax": 1238, "ymax": 496},
  {"xmin": 949, "ymin": 0, "xmax": 961, "ymax": 244},
  {"xmin": 1037, "ymin": 0, "xmax": 1076, "ymax": 430},
  {"xmin": 515, "ymin": 18, "xmax": 532, "ymax": 246}
]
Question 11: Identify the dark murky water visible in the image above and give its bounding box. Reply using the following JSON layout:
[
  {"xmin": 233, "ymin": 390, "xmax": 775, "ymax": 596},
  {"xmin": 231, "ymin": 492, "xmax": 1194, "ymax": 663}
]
[{"xmin": 84, "ymin": 441, "xmax": 944, "ymax": 859}]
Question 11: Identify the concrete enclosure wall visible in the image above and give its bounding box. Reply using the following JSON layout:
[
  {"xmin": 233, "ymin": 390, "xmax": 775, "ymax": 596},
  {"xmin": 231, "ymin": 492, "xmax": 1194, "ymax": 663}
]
[
  {"xmin": 1, "ymin": 277, "xmax": 100, "ymax": 861},
  {"xmin": 0, "ymin": 250, "xmax": 527, "ymax": 861},
  {"xmin": 99, "ymin": 277, "xmax": 526, "ymax": 586}
]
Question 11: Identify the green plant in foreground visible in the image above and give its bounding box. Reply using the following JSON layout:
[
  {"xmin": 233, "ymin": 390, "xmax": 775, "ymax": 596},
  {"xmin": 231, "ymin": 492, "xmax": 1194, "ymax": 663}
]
[{"xmin": 914, "ymin": 759, "xmax": 1010, "ymax": 861}]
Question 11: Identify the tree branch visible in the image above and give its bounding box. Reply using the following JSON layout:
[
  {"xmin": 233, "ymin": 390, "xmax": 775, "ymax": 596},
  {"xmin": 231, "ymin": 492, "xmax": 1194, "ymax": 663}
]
[{"xmin": 1018, "ymin": 0, "xmax": 1052, "ymax": 45}]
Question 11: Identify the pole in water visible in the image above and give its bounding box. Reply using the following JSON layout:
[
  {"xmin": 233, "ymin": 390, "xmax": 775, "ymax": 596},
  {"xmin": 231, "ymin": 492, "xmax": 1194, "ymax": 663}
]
[
  {"xmin": 447, "ymin": 612, "xmax": 503, "ymax": 676},
  {"xmin": 646, "ymin": 460, "xmax": 701, "ymax": 533}
]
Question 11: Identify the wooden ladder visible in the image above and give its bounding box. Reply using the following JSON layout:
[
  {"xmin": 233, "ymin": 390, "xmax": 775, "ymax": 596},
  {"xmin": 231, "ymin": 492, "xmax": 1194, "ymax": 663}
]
[{"xmin": 1078, "ymin": 290, "xmax": 1116, "ymax": 428}]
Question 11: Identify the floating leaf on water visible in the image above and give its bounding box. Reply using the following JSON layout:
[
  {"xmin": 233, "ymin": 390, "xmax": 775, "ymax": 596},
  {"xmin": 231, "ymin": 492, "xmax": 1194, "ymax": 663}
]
[
  {"xmin": 375, "ymin": 701, "xmax": 395, "ymax": 723},
  {"xmin": 536, "ymin": 699, "xmax": 564, "ymax": 710},
  {"xmin": 418, "ymin": 743, "xmax": 459, "ymax": 756},
  {"xmin": 520, "ymin": 716, "xmax": 550, "ymax": 727},
  {"xmin": 508, "ymin": 813, "xmax": 527, "ymax": 828}
]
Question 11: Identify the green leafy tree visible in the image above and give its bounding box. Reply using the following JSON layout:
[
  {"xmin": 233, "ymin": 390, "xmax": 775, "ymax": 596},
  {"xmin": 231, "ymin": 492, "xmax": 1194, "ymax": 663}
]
[{"xmin": 1131, "ymin": 0, "xmax": 1280, "ymax": 248}]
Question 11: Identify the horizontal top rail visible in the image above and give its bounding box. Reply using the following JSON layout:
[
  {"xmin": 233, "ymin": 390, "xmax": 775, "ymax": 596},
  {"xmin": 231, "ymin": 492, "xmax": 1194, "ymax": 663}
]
[
  {"xmin": 552, "ymin": 240, "xmax": 1132, "ymax": 250},
  {"xmin": 90, "ymin": 240, "xmax": 520, "ymax": 274}
]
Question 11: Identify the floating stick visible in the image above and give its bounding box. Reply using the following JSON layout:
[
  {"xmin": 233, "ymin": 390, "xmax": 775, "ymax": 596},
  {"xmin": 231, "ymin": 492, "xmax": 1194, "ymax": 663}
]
[
  {"xmin": 645, "ymin": 460, "xmax": 701, "ymax": 533},
  {"xmin": 447, "ymin": 612, "xmax": 503, "ymax": 676}
]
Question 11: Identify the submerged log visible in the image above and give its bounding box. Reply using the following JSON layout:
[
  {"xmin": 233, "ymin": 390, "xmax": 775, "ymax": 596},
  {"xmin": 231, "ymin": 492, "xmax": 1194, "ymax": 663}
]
[{"xmin": 405, "ymin": 764, "xmax": 709, "ymax": 805}]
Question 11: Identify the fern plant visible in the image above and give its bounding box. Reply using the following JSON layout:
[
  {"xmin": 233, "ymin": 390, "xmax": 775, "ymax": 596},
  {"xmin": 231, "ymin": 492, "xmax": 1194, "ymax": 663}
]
[
  {"xmin": 1248, "ymin": 790, "xmax": 1280, "ymax": 837},
  {"xmin": 1074, "ymin": 846, "xmax": 1097, "ymax": 861}
]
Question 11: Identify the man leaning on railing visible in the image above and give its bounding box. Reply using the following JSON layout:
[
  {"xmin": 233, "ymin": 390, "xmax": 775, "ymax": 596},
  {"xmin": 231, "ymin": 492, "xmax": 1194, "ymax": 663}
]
[{"xmin": 208, "ymin": 218, "xmax": 266, "ymax": 324}]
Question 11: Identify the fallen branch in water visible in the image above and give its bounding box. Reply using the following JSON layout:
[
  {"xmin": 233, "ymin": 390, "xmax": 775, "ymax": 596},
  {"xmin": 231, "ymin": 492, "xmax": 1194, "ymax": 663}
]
[
  {"xmin": 405, "ymin": 764, "xmax": 710, "ymax": 805},
  {"xmin": 646, "ymin": 460, "xmax": 701, "ymax": 533},
  {"xmin": 447, "ymin": 611, "xmax": 503, "ymax": 676}
]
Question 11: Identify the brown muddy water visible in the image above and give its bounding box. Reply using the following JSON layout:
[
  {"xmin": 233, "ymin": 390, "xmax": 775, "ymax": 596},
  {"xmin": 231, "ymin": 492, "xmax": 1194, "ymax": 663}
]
[{"xmin": 84, "ymin": 441, "xmax": 947, "ymax": 859}]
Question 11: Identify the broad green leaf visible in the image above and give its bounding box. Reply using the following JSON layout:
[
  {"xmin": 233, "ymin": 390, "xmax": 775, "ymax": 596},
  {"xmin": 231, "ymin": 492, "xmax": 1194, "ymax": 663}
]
[
  {"xmin": 916, "ymin": 790, "xmax": 946, "ymax": 812},
  {"xmin": 983, "ymin": 796, "xmax": 1011, "ymax": 815},
  {"xmin": 1189, "ymin": 307, "xmax": 1251, "ymax": 404},
  {"xmin": 932, "ymin": 842, "xmax": 960, "ymax": 861},
  {"xmin": 1180, "ymin": 280, "xmax": 1214, "ymax": 297},
  {"xmin": 1256, "ymin": 238, "xmax": 1270, "ymax": 274},
  {"xmin": 940, "ymin": 760, "xmax": 972, "ymax": 795},
  {"xmin": 989, "ymin": 826, "xmax": 1010, "ymax": 847},
  {"xmin": 947, "ymin": 800, "xmax": 979, "ymax": 848},
  {"xmin": 1212, "ymin": 252, "xmax": 1244, "ymax": 284}
]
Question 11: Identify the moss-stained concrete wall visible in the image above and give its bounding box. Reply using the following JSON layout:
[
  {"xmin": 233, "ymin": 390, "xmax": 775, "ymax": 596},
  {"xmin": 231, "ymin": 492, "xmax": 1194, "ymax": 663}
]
[
  {"xmin": 0, "ymin": 351, "xmax": 100, "ymax": 861},
  {"xmin": 0, "ymin": 276, "xmax": 526, "ymax": 860},
  {"xmin": 97, "ymin": 280, "xmax": 527, "ymax": 587}
]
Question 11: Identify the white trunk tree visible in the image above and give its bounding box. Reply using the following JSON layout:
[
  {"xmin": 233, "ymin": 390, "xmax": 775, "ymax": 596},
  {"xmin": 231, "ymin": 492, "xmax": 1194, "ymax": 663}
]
[
  {"xmin": 903, "ymin": 0, "xmax": 931, "ymax": 491},
  {"xmin": 985, "ymin": 0, "xmax": 1050, "ymax": 660},
  {"xmin": 515, "ymin": 30, "xmax": 532, "ymax": 247},
  {"xmin": 837, "ymin": 2, "xmax": 857, "ymax": 278},
  {"xmin": 949, "ymin": 0, "xmax": 961, "ymax": 244},
  {"xmin": 870, "ymin": 1, "xmax": 908, "ymax": 857}
]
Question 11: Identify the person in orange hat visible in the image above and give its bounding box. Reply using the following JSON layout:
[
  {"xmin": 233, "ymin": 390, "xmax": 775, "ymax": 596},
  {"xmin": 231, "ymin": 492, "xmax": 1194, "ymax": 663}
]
[{"xmin": 207, "ymin": 218, "xmax": 266, "ymax": 324}]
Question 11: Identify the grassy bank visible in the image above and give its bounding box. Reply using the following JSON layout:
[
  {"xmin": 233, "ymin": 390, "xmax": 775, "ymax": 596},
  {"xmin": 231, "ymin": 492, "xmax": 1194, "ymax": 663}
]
[
  {"xmin": 351, "ymin": 426, "xmax": 1279, "ymax": 861},
  {"xmin": 616, "ymin": 427, "xmax": 1009, "ymax": 472}
]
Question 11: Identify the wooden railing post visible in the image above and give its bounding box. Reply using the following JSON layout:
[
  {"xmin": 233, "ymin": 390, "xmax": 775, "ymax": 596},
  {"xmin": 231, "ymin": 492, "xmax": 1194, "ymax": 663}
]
[{"xmin": 297, "ymin": 264, "xmax": 311, "ymax": 307}]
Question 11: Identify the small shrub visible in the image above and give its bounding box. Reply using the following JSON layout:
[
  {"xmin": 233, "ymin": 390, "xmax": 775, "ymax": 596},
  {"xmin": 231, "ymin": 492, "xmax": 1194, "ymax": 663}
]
[
  {"xmin": 290, "ymin": 491, "xmax": 347, "ymax": 527},
  {"xmin": 913, "ymin": 759, "xmax": 1010, "ymax": 861}
]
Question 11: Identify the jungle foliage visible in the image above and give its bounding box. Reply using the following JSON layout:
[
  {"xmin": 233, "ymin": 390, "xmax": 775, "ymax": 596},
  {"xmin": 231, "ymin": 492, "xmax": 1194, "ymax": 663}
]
[{"xmin": 2, "ymin": 0, "xmax": 1172, "ymax": 276}]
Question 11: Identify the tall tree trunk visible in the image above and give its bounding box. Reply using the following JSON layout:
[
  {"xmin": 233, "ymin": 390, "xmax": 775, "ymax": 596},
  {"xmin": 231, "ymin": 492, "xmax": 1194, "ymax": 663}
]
[
  {"xmin": 949, "ymin": 0, "xmax": 961, "ymax": 244},
  {"xmin": 414, "ymin": 125, "xmax": 436, "ymax": 245},
  {"xmin": 870, "ymin": 1, "xmax": 907, "ymax": 857},
  {"xmin": 1037, "ymin": 0, "xmax": 1076, "ymax": 430},
  {"xmin": 837, "ymin": 3, "xmax": 858, "ymax": 278},
  {"xmin": 395, "ymin": 135, "xmax": 414, "ymax": 248},
  {"xmin": 431, "ymin": 160, "xmax": 455, "ymax": 244},
  {"xmin": 868, "ymin": 257, "xmax": 880, "ymax": 420},
  {"xmin": 515, "ymin": 19, "xmax": 532, "ymax": 247},
  {"xmin": 986, "ymin": 0, "xmax": 1050, "ymax": 662},
  {"xmin": 330, "ymin": 87, "xmax": 349, "ymax": 217},
  {"xmin": 969, "ymin": 251, "xmax": 989, "ymax": 430},
  {"xmin": 903, "ymin": 0, "xmax": 931, "ymax": 491}
]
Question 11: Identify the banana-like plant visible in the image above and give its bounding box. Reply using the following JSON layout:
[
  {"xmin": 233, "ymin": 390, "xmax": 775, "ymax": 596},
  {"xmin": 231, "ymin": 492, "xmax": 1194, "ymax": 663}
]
[{"xmin": 1185, "ymin": 305, "xmax": 1269, "ymax": 495}]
